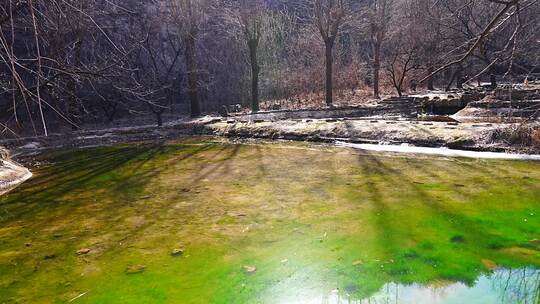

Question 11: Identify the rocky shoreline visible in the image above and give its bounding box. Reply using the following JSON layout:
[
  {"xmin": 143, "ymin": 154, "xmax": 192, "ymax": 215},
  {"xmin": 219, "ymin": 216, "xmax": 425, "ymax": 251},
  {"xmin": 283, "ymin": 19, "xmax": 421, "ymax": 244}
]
[{"xmin": 1, "ymin": 113, "xmax": 537, "ymax": 155}]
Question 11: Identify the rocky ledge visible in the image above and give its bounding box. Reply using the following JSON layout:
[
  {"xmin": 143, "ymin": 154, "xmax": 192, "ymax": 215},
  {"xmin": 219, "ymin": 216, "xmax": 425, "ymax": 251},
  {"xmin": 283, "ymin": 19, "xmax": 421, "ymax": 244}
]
[
  {"xmin": 0, "ymin": 154, "xmax": 32, "ymax": 195},
  {"xmin": 1, "ymin": 104, "xmax": 539, "ymax": 159},
  {"xmin": 202, "ymin": 118, "xmax": 529, "ymax": 152}
]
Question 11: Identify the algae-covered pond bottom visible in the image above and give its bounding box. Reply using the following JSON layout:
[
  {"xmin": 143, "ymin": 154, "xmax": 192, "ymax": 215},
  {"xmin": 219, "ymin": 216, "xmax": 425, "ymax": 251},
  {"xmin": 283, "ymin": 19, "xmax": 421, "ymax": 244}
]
[{"xmin": 1, "ymin": 138, "xmax": 539, "ymax": 303}]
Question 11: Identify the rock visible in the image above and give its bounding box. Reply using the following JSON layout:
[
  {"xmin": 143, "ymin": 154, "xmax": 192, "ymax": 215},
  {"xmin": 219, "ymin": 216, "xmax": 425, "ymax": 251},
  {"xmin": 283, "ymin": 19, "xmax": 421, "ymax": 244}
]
[
  {"xmin": 218, "ymin": 105, "xmax": 229, "ymax": 117},
  {"xmin": 450, "ymin": 235, "xmax": 465, "ymax": 243},
  {"xmin": 243, "ymin": 265, "xmax": 257, "ymax": 273},
  {"xmin": 352, "ymin": 260, "xmax": 363, "ymax": 266},
  {"xmin": 171, "ymin": 248, "xmax": 184, "ymax": 256},
  {"xmin": 228, "ymin": 104, "xmax": 242, "ymax": 113},
  {"xmin": 126, "ymin": 264, "xmax": 146, "ymax": 274},
  {"xmin": 76, "ymin": 248, "xmax": 91, "ymax": 255},
  {"xmin": 453, "ymin": 95, "xmax": 540, "ymax": 123},
  {"xmin": 529, "ymin": 239, "xmax": 540, "ymax": 245},
  {"xmin": 25, "ymin": 243, "xmax": 32, "ymax": 247},
  {"xmin": 44, "ymin": 254, "xmax": 56, "ymax": 260},
  {"xmin": 345, "ymin": 284, "xmax": 359, "ymax": 293},
  {"xmin": 20, "ymin": 142, "xmax": 41, "ymax": 150}
]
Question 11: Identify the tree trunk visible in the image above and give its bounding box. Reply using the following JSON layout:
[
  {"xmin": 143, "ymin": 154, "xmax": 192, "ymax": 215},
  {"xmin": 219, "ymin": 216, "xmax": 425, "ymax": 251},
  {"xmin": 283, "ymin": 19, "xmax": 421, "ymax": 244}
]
[
  {"xmin": 325, "ymin": 40, "xmax": 334, "ymax": 107},
  {"xmin": 185, "ymin": 34, "xmax": 201, "ymax": 117},
  {"xmin": 248, "ymin": 39, "xmax": 260, "ymax": 112},
  {"xmin": 67, "ymin": 79, "xmax": 79, "ymax": 131},
  {"xmin": 445, "ymin": 68, "xmax": 458, "ymax": 92},
  {"xmin": 156, "ymin": 111, "xmax": 163, "ymax": 127},
  {"xmin": 373, "ymin": 41, "xmax": 381, "ymax": 98},
  {"xmin": 456, "ymin": 67, "xmax": 463, "ymax": 89},
  {"xmin": 427, "ymin": 65, "xmax": 435, "ymax": 90}
]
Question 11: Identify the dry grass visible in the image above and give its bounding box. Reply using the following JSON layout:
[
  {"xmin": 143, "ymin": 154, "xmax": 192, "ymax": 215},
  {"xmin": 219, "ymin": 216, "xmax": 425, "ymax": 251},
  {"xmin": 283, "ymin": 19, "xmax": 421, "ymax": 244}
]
[{"xmin": 259, "ymin": 87, "xmax": 380, "ymax": 111}]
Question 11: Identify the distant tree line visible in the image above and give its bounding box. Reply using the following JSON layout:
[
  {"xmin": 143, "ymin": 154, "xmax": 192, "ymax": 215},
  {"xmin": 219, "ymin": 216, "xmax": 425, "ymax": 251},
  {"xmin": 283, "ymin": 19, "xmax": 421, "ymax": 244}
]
[{"xmin": 1, "ymin": 0, "xmax": 538, "ymax": 135}]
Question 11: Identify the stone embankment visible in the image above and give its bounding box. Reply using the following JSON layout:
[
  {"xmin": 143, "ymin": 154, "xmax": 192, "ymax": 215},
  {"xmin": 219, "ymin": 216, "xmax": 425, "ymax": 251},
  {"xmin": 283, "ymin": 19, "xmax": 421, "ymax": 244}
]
[{"xmin": 454, "ymin": 86, "xmax": 540, "ymax": 122}]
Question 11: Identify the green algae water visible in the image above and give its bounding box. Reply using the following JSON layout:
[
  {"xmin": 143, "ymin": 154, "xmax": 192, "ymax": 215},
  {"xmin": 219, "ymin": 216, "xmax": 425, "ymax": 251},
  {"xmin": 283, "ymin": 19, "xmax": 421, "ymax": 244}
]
[{"xmin": 1, "ymin": 138, "xmax": 539, "ymax": 303}]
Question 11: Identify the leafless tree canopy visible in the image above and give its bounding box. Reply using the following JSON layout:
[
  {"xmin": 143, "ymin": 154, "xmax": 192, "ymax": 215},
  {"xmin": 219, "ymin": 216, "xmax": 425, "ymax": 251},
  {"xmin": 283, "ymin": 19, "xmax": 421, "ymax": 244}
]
[{"xmin": 1, "ymin": 0, "xmax": 538, "ymax": 135}]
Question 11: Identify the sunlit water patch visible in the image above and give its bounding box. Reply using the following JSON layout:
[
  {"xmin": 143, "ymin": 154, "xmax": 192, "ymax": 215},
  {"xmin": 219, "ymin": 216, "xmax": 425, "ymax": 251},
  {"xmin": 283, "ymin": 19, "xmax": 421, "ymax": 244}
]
[
  {"xmin": 281, "ymin": 268, "xmax": 539, "ymax": 304},
  {"xmin": 0, "ymin": 138, "xmax": 539, "ymax": 303}
]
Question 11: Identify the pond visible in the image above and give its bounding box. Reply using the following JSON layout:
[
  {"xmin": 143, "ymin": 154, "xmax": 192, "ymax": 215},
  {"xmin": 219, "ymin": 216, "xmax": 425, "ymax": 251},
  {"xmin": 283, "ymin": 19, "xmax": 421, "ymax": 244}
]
[{"xmin": 0, "ymin": 138, "xmax": 539, "ymax": 303}]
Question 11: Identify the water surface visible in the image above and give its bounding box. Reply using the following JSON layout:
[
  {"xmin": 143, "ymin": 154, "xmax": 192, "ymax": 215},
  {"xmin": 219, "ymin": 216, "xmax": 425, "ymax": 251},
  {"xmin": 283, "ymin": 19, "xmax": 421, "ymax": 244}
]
[{"xmin": 0, "ymin": 138, "xmax": 539, "ymax": 303}]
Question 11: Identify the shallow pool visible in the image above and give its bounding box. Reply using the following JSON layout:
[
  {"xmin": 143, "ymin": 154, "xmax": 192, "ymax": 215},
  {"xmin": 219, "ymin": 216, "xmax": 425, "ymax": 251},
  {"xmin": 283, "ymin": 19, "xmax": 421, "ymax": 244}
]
[{"xmin": 1, "ymin": 138, "xmax": 539, "ymax": 303}]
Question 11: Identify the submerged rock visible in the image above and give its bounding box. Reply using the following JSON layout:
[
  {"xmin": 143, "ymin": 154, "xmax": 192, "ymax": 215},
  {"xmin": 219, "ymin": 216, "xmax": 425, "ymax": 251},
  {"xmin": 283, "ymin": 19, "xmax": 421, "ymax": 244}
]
[
  {"xmin": 126, "ymin": 264, "xmax": 146, "ymax": 274},
  {"xmin": 450, "ymin": 235, "xmax": 465, "ymax": 243},
  {"xmin": 76, "ymin": 248, "xmax": 91, "ymax": 255},
  {"xmin": 243, "ymin": 265, "xmax": 256, "ymax": 273},
  {"xmin": 481, "ymin": 259, "xmax": 498, "ymax": 270},
  {"xmin": 352, "ymin": 260, "xmax": 364, "ymax": 266},
  {"xmin": 44, "ymin": 253, "xmax": 56, "ymax": 260},
  {"xmin": 171, "ymin": 248, "xmax": 184, "ymax": 256}
]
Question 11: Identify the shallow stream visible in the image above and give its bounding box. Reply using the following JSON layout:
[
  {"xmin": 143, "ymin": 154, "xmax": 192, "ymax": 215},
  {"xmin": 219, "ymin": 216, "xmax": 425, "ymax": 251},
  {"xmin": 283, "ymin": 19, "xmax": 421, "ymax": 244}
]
[{"xmin": 1, "ymin": 138, "xmax": 539, "ymax": 303}]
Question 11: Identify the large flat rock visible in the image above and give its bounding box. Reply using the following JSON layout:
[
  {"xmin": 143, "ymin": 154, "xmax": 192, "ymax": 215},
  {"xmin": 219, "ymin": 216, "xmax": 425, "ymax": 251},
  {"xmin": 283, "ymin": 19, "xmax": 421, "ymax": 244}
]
[{"xmin": 0, "ymin": 159, "xmax": 32, "ymax": 196}]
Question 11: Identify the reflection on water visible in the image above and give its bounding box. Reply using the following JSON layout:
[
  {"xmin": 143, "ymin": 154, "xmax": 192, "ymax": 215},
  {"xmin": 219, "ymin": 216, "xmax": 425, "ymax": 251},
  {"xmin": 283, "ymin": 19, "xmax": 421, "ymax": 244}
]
[{"xmin": 310, "ymin": 268, "xmax": 540, "ymax": 304}]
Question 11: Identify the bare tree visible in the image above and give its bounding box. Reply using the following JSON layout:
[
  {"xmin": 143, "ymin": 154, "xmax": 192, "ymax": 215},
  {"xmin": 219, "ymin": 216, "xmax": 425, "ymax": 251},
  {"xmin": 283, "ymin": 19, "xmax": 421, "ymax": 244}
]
[
  {"xmin": 313, "ymin": 0, "xmax": 346, "ymax": 106},
  {"xmin": 1, "ymin": 0, "xmax": 539, "ymax": 137},
  {"xmin": 239, "ymin": 0, "xmax": 264, "ymax": 112},
  {"xmin": 369, "ymin": 0, "xmax": 393, "ymax": 98},
  {"xmin": 169, "ymin": 0, "xmax": 212, "ymax": 117},
  {"xmin": 420, "ymin": 0, "xmax": 533, "ymax": 86}
]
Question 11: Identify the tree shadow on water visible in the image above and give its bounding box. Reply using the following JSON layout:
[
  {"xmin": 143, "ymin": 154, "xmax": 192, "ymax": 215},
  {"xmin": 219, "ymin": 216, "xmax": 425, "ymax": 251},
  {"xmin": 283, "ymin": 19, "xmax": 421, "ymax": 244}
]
[
  {"xmin": 0, "ymin": 142, "xmax": 218, "ymax": 222},
  {"xmin": 353, "ymin": 150, "xmax": 528, "ymax": 287}
]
